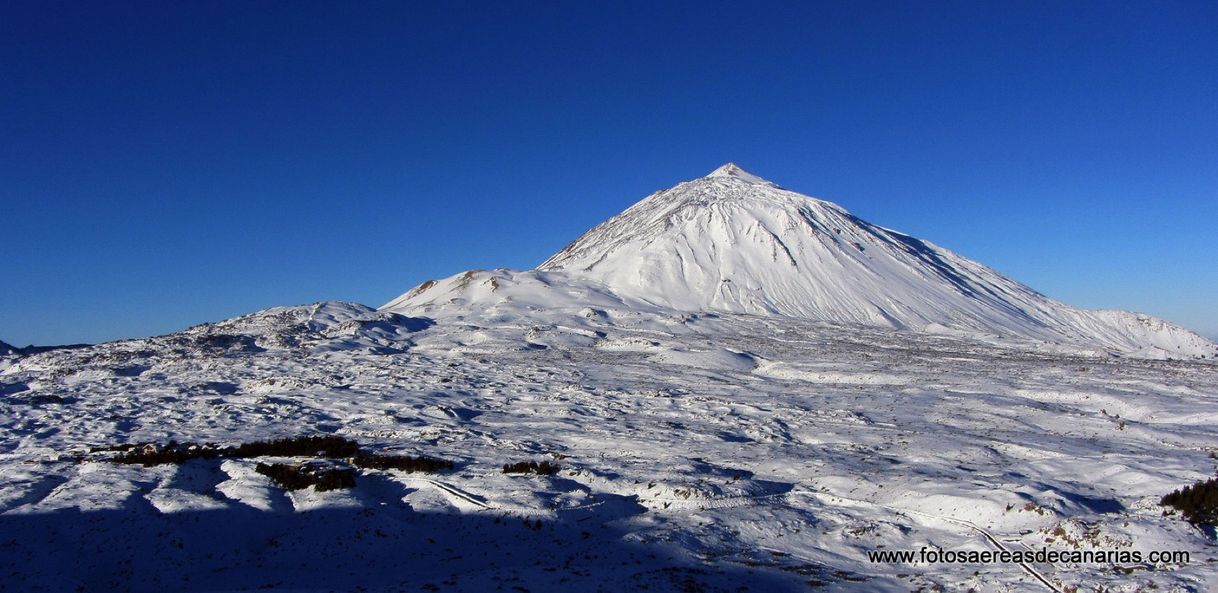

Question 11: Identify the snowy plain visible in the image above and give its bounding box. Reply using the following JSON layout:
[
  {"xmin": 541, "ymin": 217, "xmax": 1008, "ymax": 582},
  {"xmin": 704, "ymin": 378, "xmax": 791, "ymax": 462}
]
[{"xmin": 1, "ymin": 166, "xmax": 1216, "ymax": 592}]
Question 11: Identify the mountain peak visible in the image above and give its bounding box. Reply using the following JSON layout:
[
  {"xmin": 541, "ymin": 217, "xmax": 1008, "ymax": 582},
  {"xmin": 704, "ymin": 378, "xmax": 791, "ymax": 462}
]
[
  {"xmin": 384, "ymin": 164, "xmax": 1218, "ymax": 360},
  {"xmin": 705, "ymin": 163, "xmax": 770, "ymax": 184}
]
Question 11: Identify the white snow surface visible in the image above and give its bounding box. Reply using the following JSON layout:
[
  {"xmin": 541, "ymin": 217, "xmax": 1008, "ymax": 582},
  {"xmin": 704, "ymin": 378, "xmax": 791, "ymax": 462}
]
[
  {"xmin": 2, "ymin": 166, "xmax": 1217, "ymax": 592},
  {"xmin": 2, "ymin": 301, "xmax": 1216, "ymax": 591},
  {"xmin": 387, "ymin": 164, "xmax": 1216, "ymax": 360}
]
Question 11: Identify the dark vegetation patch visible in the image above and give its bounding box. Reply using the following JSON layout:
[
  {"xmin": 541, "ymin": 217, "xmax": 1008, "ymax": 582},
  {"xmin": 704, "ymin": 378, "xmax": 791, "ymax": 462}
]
[
  {"xmin": 102, "ymin": 435, "xmax": 456, "ymax": 494},
  {"xmin": 98, "ymin": 435, "xmax": 546, "ymax": 493},
  {"xmin": 100, "ymin": 441, "xmax": 219, "ymax": 465},
  {"xmin": 231, "ymin": 436, "xmax": 360, "ymax": 458},
  {"xmin": 503, "ymin": 460, "xmax": 561, "ymax": 475},
  {"xmin": 352, "ymin": 453, "xmax": 454, "ymax": 473},
  {"xmin": 106, "ymin": 436, "xmax": 363, "ymax": 466},
  {"xmin": 1161, "ymin": 477, "xmax": 1218, "ymax": 527},
  {"xmin": 255, "ymin": 462, "xmax": 356, "ymax": 491}
]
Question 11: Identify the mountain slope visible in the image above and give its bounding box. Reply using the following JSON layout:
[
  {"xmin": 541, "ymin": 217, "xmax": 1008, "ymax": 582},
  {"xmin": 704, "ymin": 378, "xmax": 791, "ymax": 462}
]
[
  {"xmin": 386, "ymin": 164, "xmax": 1216, "ymax": 359},
  {"xmin": 3, "ymin": 168, "xmax": 1218, "ymax": 592}
]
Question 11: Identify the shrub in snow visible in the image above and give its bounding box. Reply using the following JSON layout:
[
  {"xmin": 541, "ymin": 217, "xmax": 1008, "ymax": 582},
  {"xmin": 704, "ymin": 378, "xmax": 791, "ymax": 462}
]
[
  {"xmin": 502, "ymin": 460, "xmax": 561, "ymax": 475},
  {"xmin": 230, "ymin": 435, "xmax": 360, "ymax": 458},
  {"xmin": 255, "ymin": 462, "xmax": 356, "ymax": 491},
  {"xmin": 1161, "ymin": 477, "xmax": 1218, "ymax": 526},
  {"xmin": 109, "ymin": 440, "xmax": 223, "ymax": 465},
  {"xmin": 108, "ymin": 435, "xmax": 361, "ymax": 466}
]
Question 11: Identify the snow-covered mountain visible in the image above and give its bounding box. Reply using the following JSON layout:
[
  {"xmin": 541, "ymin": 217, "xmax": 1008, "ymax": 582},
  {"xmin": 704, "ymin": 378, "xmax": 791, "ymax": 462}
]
[
  {"xmin": 5, "ymin": 165, "xmax": 1218, "ymax": 592},
  {"xmin": 385, "ymin": 164, "xmax": 1216, "ymax": 359}
]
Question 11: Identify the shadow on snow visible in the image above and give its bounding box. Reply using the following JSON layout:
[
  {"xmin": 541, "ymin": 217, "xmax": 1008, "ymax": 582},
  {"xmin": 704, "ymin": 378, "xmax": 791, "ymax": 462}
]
[{"xmin": 0, "ymin": 474, "xmax": 809, "ymax": 593}]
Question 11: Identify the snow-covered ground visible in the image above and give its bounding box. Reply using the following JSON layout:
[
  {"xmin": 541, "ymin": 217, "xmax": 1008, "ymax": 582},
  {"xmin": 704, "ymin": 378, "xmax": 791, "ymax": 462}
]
[
  {"xmin": 1, "ymin": 301, "xmax": 1215, "ymax": 592},
  {"xmin": 2, "ymin": 165, "xmax": 1215, "ymax": 591}
]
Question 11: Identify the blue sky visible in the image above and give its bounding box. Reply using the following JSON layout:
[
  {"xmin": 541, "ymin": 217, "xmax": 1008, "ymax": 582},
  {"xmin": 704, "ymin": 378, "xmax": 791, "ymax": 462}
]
[{"xmin": 2, "ymin": 1, "xmax": 1216, "ymax": 345}]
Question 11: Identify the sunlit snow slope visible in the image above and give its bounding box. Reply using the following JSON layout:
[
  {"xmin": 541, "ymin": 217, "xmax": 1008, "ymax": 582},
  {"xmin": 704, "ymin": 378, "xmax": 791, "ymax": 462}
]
[
  {"xmin": 386, "ymin": 164, "xmax": 1215, "ymax": 359},
  {"xmin": 5, "ymin": 166, "xmax": 1218, "ymax": 593}
]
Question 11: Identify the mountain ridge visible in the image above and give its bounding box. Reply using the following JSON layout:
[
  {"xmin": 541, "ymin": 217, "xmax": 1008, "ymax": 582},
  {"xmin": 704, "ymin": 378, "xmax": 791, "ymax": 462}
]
[{"xmin": 385, "ymin": 164, "xmax": 1216, "ymax": 360}]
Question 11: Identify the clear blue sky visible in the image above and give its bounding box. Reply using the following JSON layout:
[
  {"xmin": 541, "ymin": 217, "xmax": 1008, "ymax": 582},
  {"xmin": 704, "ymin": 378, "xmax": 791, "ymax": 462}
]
[{"xmin": 2, "ymin": 1, "xmax": 1216, "ymax": 345}]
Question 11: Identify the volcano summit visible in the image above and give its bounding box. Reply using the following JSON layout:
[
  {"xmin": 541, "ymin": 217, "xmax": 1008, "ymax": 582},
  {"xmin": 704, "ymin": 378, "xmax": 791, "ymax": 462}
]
[
  {"xmin": 386, "ymin": 164, "xmax": 1215, "ymax": 359},
  {"xmin": 2, "ymin": 165, "xmax": 1217, "ymax": 593}
]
